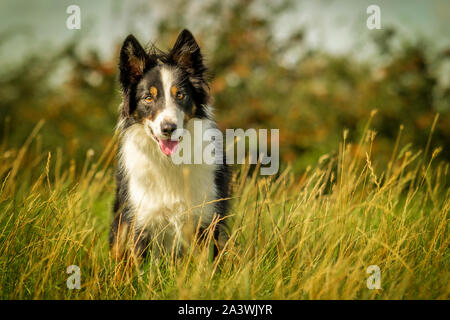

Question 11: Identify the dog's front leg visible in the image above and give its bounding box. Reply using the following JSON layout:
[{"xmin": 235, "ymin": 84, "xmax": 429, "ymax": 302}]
[{"xmin": 109, "ymin": 212, "xmax": 132, "ymax": 261}]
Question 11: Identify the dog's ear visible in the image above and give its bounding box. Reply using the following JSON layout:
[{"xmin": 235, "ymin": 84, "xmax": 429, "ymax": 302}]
[
  {"xmin": 119, "ymin": 35, "xmax": 151, "ymax": 90},
  {"xmin": 169, "ymin": 29, "xmax": 206, "ymax": 76}
]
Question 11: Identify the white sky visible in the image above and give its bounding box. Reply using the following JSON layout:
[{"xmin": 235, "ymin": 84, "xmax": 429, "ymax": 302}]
[{"xmin": 0, "ymin": 0, "xmax": 448, "ymax": 69}]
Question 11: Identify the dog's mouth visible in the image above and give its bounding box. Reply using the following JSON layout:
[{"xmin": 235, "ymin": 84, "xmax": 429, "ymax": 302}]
[
  {"xmin": 149, "ymin": 130, "xmax": 179, "ymax": 156},
  {"xmin": 157, "ymin": 137, "xmax": 179, "ymax": 156}
]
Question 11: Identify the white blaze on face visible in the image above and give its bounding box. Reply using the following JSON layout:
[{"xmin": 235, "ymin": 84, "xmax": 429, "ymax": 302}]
[{"xmin": 150, "ymin": 66, "xmax": 185, "ymax": 140}]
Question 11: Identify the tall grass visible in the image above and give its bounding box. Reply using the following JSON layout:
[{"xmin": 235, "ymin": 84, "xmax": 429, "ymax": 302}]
[{"xmin": 0, "ymin": 116, "xmax": 448, "ymax": 299}]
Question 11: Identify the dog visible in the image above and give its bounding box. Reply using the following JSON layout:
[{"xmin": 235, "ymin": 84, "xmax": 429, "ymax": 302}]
[{"xmin": 109, "ymin": 29, "xmax": 230, "ymax": 262}]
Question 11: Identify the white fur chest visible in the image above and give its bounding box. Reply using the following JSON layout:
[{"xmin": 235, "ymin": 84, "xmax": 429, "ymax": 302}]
[{"xmin": 120, "ymin": 123, "xmax": 217, "ymax": 231}]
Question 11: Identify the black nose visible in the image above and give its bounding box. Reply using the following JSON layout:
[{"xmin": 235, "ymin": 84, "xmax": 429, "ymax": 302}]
[{"xmin": 161, "ymin": 121, "xmax": 177, "ymax": 137}]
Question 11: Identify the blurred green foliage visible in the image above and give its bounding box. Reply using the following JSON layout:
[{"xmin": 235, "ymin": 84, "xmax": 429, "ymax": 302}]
[{"xmin": 0, "ymin": 0, "xmax": 448, "ymax": 174}]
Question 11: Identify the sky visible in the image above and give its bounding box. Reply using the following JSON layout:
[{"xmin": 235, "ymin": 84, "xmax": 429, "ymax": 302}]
[{"xmin": 0, "ymin": 0, "xmax": 448, "ymax": 68}]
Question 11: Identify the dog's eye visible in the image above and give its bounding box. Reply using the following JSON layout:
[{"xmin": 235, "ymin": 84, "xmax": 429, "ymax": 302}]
[
  {"xmin": 144, "ymin": 95, "xmax": 153, "ymax": 102},
  {"xmin": 176, "ymin": 92, "xmax": 184, "ymax": 100}
]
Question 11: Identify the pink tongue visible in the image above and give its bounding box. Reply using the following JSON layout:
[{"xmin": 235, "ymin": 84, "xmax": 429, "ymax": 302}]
[{"xmin": 158, "ymin": 139, "xmax": 179, "ymax": 156}]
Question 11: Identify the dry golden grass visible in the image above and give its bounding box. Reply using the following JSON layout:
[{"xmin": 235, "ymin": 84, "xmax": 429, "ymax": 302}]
[{"xmin": 0, "ymin": 116, "xmax": 448, "ymax": 299}]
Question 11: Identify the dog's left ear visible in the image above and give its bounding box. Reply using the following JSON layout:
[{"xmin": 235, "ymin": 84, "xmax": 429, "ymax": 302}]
[
  {"xmin": 169, "ymin": 29, "xmax": 205, "ymax": 76},
  {"xmin": 119, "ymin": 34, "xmax": 152, "ymax": 90}
]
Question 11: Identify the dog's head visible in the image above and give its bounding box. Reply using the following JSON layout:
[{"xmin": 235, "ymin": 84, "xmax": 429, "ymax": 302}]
[{"xmin": 118, "ymin": 29, "xmax": 209, "ymax": 156}]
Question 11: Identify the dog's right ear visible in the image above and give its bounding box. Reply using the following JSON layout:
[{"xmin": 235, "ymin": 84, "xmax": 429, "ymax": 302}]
[{"xmin": 119, "ymin": 35, "xmax": 151, "ymax": 90}]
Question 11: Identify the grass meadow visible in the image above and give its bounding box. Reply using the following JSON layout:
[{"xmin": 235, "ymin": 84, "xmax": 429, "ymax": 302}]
[{"xmin": 0, "ymin": 113, "xmax": 448, "ymax": 300}]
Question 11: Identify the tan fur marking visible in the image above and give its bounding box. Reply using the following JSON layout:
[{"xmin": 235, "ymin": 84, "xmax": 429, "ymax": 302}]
[
  {"xmin": 111, "ymin": 222, "xmax": 131, "ymax": 261},
  {"xmin": 143, "ymin": 108, "xmax": 163, "ymax": 122},
  {"xmin": 170, "ymin": 85, "xmax": 178, "ymax": 96},
  {"xmin": 150, "ymin": 86, "xmax": 158, "ymax": 98},
  {"xmin": 183, "ymin": 103, "xmax": 197, "ymax": 125}
]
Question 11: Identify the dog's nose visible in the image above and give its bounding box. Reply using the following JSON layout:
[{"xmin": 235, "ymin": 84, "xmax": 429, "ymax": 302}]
[{"xmin": 161, "ymin": 121, "xmax": 177, "ymax": 137}]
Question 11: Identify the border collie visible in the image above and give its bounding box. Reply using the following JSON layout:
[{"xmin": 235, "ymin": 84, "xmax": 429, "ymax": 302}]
[{"xmin": 109, "ymin": 29, "xmax": 230, "ymax": 261}]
